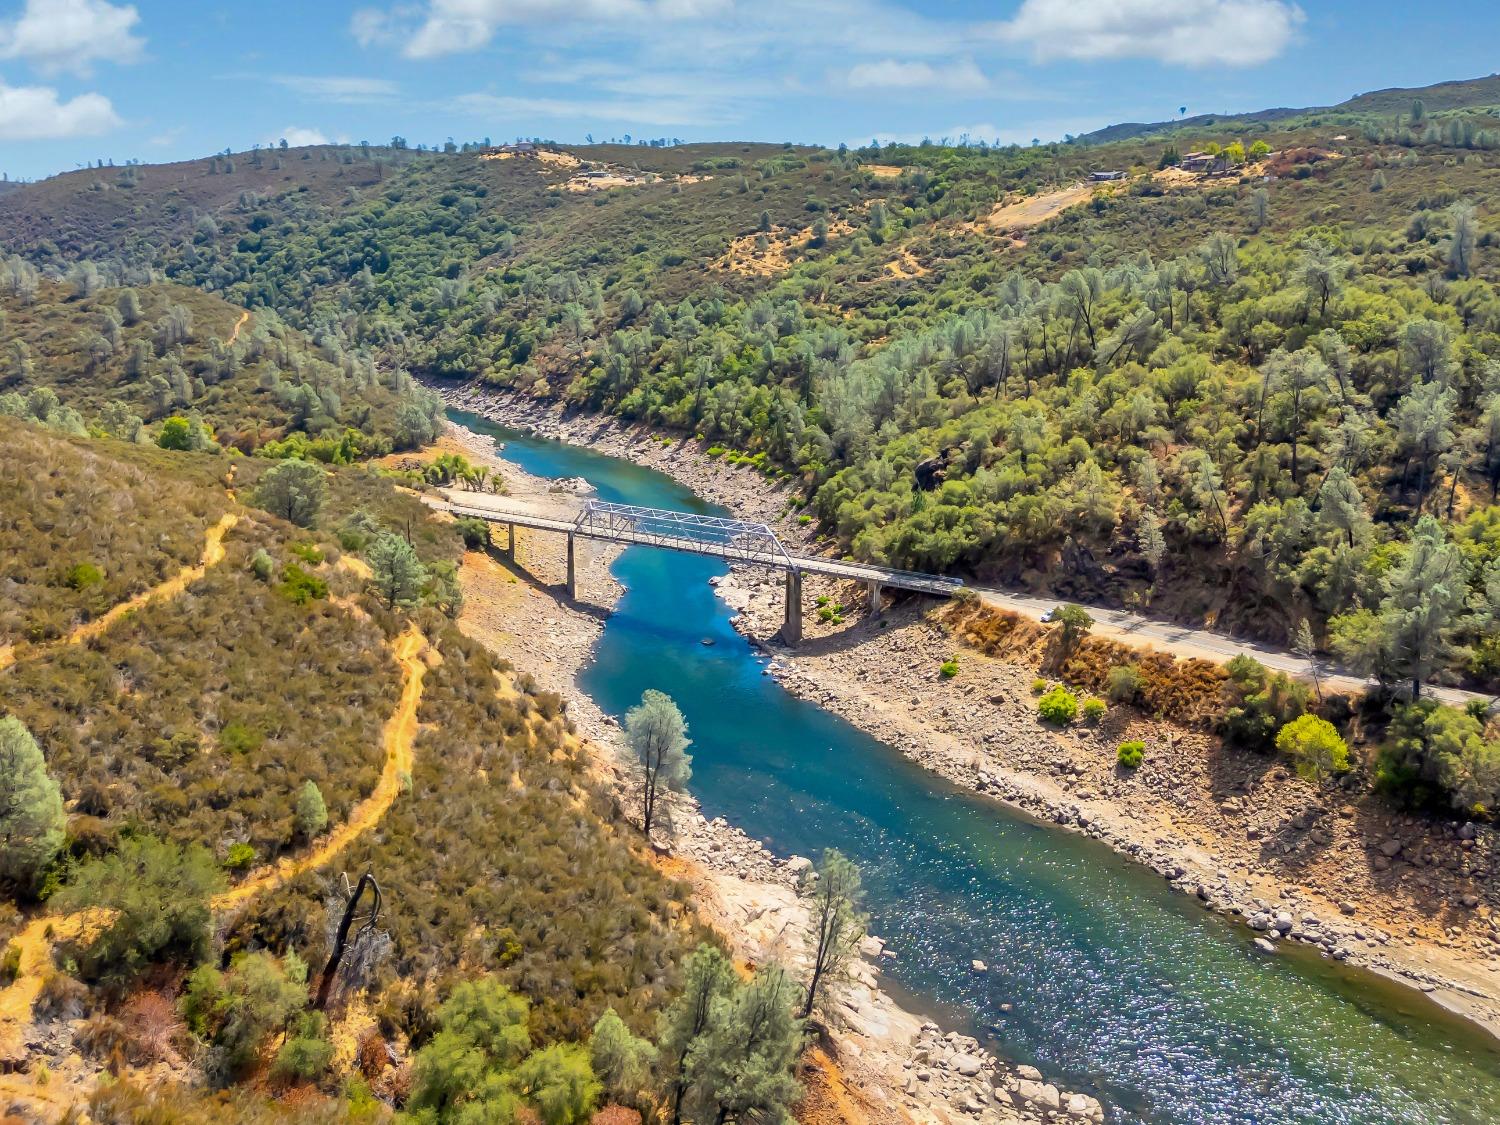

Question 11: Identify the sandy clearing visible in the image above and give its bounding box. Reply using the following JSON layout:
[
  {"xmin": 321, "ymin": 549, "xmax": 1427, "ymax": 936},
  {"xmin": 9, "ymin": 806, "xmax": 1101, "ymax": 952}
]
[{"xmin": 983, "ymin": 182, "xmax": 1093, "ymax": 232}]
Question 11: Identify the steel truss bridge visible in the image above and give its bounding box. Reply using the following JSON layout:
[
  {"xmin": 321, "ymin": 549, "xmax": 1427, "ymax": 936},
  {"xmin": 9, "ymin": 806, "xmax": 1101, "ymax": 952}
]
[{"xmin": 437, "ymin": 496, "xmax": 963, "ymax": 643}]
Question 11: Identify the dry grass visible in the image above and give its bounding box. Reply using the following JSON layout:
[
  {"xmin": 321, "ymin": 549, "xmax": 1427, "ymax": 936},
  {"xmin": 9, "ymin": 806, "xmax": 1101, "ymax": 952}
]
[{"xmin": 939, "ymin": 599, "xmax": 1228, "ymax": 727}]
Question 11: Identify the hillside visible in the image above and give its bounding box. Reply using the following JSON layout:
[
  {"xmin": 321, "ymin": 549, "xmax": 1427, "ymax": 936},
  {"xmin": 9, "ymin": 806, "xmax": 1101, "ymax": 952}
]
[
  {"xmin": 0, "ymin": 420, "xmax": 735, "ymax": 1119},
  {"xmin": 1, "ymin": 269, "xmax": 442, "ymax": 456},
  {"xmin": 1077, "ymin": 72, "xmax": 1500, "ymax": 144},
  {"xmin": 1, "ymin": 79, "xmax": 1498, "ymax": 686}
]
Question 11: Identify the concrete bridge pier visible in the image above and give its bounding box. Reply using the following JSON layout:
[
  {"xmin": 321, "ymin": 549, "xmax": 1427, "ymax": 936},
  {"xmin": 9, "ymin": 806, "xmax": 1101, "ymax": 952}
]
[
  {"xmin": 867, "ymin": 579, "xmax": 884, "ymax": 619},
  {"xmin": 780, "ymin": 567, "xmax": 803, "ymax": 646},
  {"xmin": 566, "ymin": 533, "xmax": 577, "ymax": 600},
  {"xmin": 504, "ymin": 522, "xmax": 516, "ymax": 560}
]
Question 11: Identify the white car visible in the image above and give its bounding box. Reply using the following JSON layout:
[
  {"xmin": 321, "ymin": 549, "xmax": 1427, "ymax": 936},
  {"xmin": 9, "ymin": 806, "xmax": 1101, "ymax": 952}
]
[{"xmin": 1040, "ymin": 606, "xmax": 1059, "ymax": 623}]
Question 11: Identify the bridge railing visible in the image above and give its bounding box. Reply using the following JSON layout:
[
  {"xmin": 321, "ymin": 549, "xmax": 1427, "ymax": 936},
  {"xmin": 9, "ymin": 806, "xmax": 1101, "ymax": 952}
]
[
  {"xmin": 577, "ymin": 500, "xmax": 791, "ymax": 564},
  {"xmin": 437, "ymin": 494, "xmax": 963, "ymax": 595}
]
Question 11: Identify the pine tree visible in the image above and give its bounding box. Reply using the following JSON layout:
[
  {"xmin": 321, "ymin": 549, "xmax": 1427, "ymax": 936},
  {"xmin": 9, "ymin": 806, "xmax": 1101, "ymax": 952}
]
[
  {"xmin": 658, "ymin": 944, "xmax": 736, "ymax": 1125},
  {"xmin": 623, "ymin": 690, "xmax": 692, "ymax": 838},
  {"xmin": 799, "ymin": 849, "xmax": 867, "ymax": 1019},
  {"xmin": 0, "ymin": 716, "xmax": 65, "ymax": 891},
  {"xmin": 686, "ymin": 966, "xmax": 803, "ymax": 1125},
  {"xmin": 368, "ymin": 531, "xmax": 427, "ymax": 608},
  {"xmin": 589, "ymin": 1009, "xmax": 656, "ymax": 1108},
  {"xmin": 295, "ymin": 780, "xmax": 327, "ymax": 839}
]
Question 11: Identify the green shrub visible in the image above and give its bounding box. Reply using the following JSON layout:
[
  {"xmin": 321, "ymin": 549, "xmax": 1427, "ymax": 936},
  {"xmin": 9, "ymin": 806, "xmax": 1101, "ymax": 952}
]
[
  {"xmin": 274, "ymin": 1011, "xmax": 335, "ymax": 1082},
  {"xmin": 1082, "ymin": 697, "xmax": 1107, "ymax": 723},
  {"xmin": 818, "ymin": 606, "xmax": 835, "ymax": 622},
  {"xmin": 1220, "ymin": 655, "xmax": 1310, "ymax": 751},
  {"xmin": 1105, "ymin": 664, "xmax": 1143, "ymax": 703},
  {"xmin": 290, "ymin": 542, "xmax": 324, "ymax": 565},
  {"xmin": 183, "ymin": 952, "xmax": 307, "ymax": 1082},
  {"xmin": 0, "ymin": 942, "xmax": 19, "ymax": 983},
  {"xmin": 276, "ymin": 564, "xmax": 328, "ymax": 605},
  {"xmin": 218, "ymin": 722, "xmax": 263, "ymax": 755},
  {"xmin": 1038, "ymin": 686, "xmax": 1079, "ymax": 724},
  {"xmin": 64, "ymin": 562, "xmax": 105, "ymax": 590},
  {"xmin": 1031, "ymin": 677, "xmax": 1048, "ymax": 694},
  {"xmin": 1275, "ymin": 715, "xmax": 1350, "ymax": 780},
  {"xmin": 56, "ymin": 836, "xmax": 223, "ymax": 982},
  {"xmin": 705, "ymin": 445, "xmax": 726, "ymax": 458},
  {"xmin": 223, "ymin": 842, "xmax": 256, "ymax": 870},
  {"xmin": 248, "ymin": 549, "xmax": 274, "ymax": 582},
  {"xmin": 1117, "ymin": 740, "xmax": 1145, "ymax": 768},
  {"xmin": 939, "ymin": 658, "xmax": 959, "ymax": 679},
  {"xmin": 456, "ymin": 516, "xmax": 492, "ymax": 549}
]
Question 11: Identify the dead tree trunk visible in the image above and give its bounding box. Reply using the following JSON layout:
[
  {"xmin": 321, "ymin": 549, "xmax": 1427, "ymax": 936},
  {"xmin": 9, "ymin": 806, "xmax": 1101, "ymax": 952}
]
[{"xmin": 315, "ymin": 871, "xmax": 382, "ymax": 1011}]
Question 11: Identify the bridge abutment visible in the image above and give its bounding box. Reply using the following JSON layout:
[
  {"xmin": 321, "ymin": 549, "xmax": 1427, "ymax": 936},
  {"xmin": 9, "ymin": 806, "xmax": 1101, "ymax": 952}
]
[{"xmin": 780, "ymin": 567, "xmax": 803, "ymax": 646}]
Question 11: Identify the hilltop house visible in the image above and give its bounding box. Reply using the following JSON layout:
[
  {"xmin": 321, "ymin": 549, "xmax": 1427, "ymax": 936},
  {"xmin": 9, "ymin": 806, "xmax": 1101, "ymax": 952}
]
[
  {"xmin": 1180, "ymin": 151, "xmax": 1228, "ymax": 174},
  {"xmin": 1089, "ymin": 170, "xmax": 1126, "ymax": 181}
]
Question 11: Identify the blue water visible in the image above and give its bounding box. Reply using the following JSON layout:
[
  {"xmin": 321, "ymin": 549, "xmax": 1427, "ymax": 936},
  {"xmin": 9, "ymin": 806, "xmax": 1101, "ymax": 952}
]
[{"xmin": 452, "ymin": 410, "xmax": 1500, "ymax": 1125}]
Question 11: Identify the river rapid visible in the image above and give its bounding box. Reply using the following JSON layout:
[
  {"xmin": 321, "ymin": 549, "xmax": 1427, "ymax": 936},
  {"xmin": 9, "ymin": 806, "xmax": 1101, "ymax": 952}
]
[{"xmin": 451, "ymin": 408, "xmax": 1500, "ymax": 1125}]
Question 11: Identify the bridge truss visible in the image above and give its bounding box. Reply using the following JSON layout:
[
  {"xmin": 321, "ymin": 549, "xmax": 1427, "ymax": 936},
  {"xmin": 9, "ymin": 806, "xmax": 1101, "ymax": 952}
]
[
  {"xmin": 575, "ymin": 500, "xmax": 792, "ymax": 566},
  {"xmin": 438, "ymin": 493, "xmax": 964, "ymax": 641}
]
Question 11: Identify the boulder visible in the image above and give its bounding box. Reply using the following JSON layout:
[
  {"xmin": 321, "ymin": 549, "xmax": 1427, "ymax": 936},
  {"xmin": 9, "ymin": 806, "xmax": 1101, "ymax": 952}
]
[
  {"xmin": 952, "ymin": 1054, "xmax": 984, "ymax": 1078},
  {"xmin": 970, "ymin": 959, "xmax": 989, "ymax": 974},
  {"xmin": 1253, "ymin": 938, "xmax": 1278, "ymax": 955},
  {"xmin": 1066, "ymin": 1092, "xmax": 1105, "ymax": 1121},
  {"xmin": 1016, "ymin": 1081, "xmax": 1061, "ymax": 1113}
]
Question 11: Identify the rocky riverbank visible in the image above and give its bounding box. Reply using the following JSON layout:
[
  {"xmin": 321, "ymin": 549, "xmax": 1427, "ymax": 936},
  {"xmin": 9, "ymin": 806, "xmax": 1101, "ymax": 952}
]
[
  {"xmin": 432, "ymin": 418, "xmax": 1105, "ymax": 1125},
  {"xmin": 434, "ymin": 383, "xmax": 1500, "ymax": 1044}
]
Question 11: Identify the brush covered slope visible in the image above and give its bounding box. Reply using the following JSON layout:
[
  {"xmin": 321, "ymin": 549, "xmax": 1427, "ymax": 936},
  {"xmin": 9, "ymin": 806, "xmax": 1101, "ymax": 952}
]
[
  {"xmin": 0, "ymin": 421, "xmax": 713, "ymax": 1121},
  {"xmin": 3, "ymin": 89, "xmax": 1498, "ymax": 697},
  {"xmin": 1, "ymin": 269, "xmax": 441, "ymax": 457}
]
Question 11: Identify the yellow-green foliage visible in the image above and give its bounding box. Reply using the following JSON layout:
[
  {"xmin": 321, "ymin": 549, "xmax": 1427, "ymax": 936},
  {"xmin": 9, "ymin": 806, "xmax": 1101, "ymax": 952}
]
[
  {"xmin": 1275, "ymin": 714, "xmax": 1351, "ymax": 779},
  {"xmin": 1116, "ymin": 740, "xmax": 1146, "ymax": 768},
  {"xmin": 1038, "ymin": 686, "xmax": 1079, "ymax": 725}
]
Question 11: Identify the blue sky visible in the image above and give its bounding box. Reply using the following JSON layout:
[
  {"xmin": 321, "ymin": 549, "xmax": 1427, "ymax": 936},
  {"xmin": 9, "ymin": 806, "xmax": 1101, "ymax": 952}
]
[{"xmin": 1, "ymin": 0, "xmax": 1497, "ymax": 181}]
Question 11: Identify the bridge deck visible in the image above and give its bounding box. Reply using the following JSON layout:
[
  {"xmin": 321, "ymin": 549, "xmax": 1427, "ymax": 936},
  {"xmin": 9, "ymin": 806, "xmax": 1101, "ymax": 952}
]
[{"xmin": 437, "ymin": 496, "xmax": 962, "ymax": 596}]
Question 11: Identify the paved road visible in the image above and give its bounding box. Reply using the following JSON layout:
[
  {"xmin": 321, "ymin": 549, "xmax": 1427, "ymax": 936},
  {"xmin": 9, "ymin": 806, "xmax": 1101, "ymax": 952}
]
[{"xmin": 968, "ymin": 584, "xmax": 1493, "ymax": 710}]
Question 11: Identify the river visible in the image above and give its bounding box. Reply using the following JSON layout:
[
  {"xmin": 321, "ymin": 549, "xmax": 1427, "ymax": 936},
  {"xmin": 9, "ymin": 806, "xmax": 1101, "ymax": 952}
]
[{"xmin": 451, "ymin": 409, "xmax": 1500, "ymax": 1125}]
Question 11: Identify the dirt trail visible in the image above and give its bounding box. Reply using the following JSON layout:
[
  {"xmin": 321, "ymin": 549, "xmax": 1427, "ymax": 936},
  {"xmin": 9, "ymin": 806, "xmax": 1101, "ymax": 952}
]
[
  {"xmin": 226, "ymin": 309, "xmax": 250, "ymax": 345},
  {"xmin": 0, "ymin": 624, "xmax": 429, "ymax": 1113},
  {"xmin": 0, "ymin": 512, "xmax": 239, "ymax": 675},
  {"xmin": 0, "ymin": 909, "xmax": 112, "ymax": 1063},
  {"xmin": 213, "ymin": 624, "xmax": 429, "ymax": 911}
]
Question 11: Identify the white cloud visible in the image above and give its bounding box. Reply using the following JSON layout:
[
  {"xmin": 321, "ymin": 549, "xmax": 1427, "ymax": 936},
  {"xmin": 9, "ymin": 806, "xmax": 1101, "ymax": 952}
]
[
  {"xmin": 997, "ymin": 0, "xmax": 1303, "ymax": 67},
  {"xmin": 355, "ymin": 0, "xmax": 731, "ymax": 58},
  {"xmin": 846, "ymin": 58, "xmax": 988, "ymax": 94},
  {"xmin": 0, "ymin": 0, "xmax": 144, "ymax": 75},
  {"xmin": 270, "ymin": 75, "xmax": 399, "ymax": 103},
  {"xmin": 275, "ymin": 125, "xmax": 333, "ymax": 147},
  {"xmin": 0, "ymin": 78, "xmax": 120, "ymax": 139}
]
